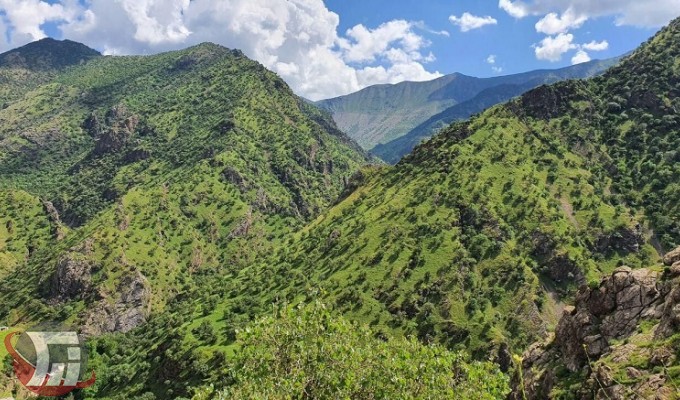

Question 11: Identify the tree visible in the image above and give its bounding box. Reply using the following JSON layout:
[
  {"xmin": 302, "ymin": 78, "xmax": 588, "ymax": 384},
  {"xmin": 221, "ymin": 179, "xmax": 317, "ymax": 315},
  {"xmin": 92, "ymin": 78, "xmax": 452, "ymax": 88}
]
[{"xmin": 211, "ymin": 302, "xmax": 509, "ymax": 399}]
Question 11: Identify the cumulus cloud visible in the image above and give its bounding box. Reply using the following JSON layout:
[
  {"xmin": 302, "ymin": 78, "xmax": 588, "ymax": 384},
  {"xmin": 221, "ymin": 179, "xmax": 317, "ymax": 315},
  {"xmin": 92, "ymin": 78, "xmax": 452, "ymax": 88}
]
[
  {"xmin": 534, "ymin": 33, "xmax": 576, "ymax": 62},
  {"xmin": 582, "ymin": 40, "xmax": 609, "ymax": 51},
  {"xmin": 498, "ymin": 0, "xmax": 680, "ymax": 28},
  {"xmin": 486, "ymin": 54, "xmax": 503, "ymax": 74},
  {"xmin": 0, "ymin": 0, "xmax": 82, "ymax": 49},
  {"xmin": 499, "ymin": 0, "xmax": 529, "ymax": 19},
  {"xmin": 449, "ymin": 12, "xmax": 498, "ymax": 32},
  {"xmin": 571, "ymin": 49, "xmax": 590, "ymax": 64},
  {"xmin": 535, "ymin": 8, "xmax": 587, "ymax": 34},
  {"xmin": 0, "ymin": 0, "xmax": 443, "ymax": 100},
  {"xmin": 535, "ymin": 34, "xmax": 609, "ymax": 63},
  {"xmin": 501, "ymin": 1, "xmax": 661, "ymax": 63}
]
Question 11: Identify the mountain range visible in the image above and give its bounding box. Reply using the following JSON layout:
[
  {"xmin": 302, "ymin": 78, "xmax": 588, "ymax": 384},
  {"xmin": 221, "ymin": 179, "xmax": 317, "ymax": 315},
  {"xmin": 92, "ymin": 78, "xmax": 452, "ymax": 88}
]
[
  {"xmin": 0, "ymin": 15, "xmax": 679, "ymax": 400},
  {"xmin": 318, "ymin": 57, "xmax": 620, "ymax": 163}
]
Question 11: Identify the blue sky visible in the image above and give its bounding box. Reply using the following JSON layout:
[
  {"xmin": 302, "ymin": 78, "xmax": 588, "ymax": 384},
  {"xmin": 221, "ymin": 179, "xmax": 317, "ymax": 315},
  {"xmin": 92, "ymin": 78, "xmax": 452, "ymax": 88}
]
[
  {"xmin": 325, "ymin": 0, "xmax": 658, "ymax": 78},
  {"xmin": 0, "ymin": 0, "xmax": 677, "ymax": 99}
]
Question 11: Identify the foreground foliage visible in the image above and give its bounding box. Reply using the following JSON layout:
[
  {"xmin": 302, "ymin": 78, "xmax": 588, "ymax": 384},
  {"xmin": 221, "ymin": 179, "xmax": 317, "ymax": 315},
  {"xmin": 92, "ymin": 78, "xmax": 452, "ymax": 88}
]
[{"xmin": 196, "ymin": 302, "xmax": 509, "ymax": 400}]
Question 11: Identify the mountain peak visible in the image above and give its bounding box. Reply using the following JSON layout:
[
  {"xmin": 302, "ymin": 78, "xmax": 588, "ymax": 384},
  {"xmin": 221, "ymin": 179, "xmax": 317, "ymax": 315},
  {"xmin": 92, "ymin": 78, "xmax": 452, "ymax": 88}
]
[{"xmin": 0, "ymin": 37, "xmax": 101, "ymax": 71}]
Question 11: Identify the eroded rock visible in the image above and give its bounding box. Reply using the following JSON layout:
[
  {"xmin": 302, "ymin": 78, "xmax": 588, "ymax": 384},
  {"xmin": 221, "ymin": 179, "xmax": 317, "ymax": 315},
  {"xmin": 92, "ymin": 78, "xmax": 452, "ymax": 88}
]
[
  {"xmin": 48, "ymin": 239, "xmax": 98, "ymax": 301},
  {"xmin": 82, "ymin": 272, "xmax": 151, "ymax": 335},
  {"xmin": 92, "ymin": 105, "xmax": 139, "ymax": 155},
  {"xmin": 664, "ymin": 246, "xmax": 680, "ymax": 266},
  {"xmin": 511, "ymin": 253, "xmax": 680, "ymax": 399}
]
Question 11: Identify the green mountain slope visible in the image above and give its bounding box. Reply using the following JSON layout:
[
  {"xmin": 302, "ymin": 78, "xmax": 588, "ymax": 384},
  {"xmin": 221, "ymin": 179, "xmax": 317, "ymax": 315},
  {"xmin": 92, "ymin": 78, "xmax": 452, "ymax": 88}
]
[
  {"xmin": 1, "ymin": 16, "xmax": 679, "ymax": 399},
  {"xmin": 318, "ymin": 58, "xmax": 618, "ymax": 154},
  {"xmin": 237, "ymin": 15, "xmax": 679, "ymax": 380},
  {"xmin": 0, "ymin": 38, "xmax": 101, "ymax": 107},
  {"xmin": 113, "ymin": 21, "xmax": 676, "ymax": 397},
  {"xmin": 0, "ymin": 39, "xmax": 371, "ymax": 398}
]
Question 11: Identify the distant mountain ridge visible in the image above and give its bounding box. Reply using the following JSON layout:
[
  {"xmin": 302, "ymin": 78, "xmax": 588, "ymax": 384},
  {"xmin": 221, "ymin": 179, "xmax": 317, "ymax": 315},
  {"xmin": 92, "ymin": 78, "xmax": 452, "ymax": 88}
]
[
  {"xmin": 318, "ymin": 57, "xmax": 621, "ymax": 162},
  {"xmin": 0, "ymin": 37, "xmax": 101, "ymax": 71}
]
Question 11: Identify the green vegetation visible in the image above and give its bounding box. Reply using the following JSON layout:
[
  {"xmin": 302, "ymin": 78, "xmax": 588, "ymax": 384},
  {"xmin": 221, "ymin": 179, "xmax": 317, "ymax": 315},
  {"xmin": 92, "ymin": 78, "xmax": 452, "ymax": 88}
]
[
  {"xmin": 195, "ymin": 302, "xmax": 509, "ymax": 399},
  {"xmin": 0, "ymin": 37, "xmax": 100, "ymax": 107}
]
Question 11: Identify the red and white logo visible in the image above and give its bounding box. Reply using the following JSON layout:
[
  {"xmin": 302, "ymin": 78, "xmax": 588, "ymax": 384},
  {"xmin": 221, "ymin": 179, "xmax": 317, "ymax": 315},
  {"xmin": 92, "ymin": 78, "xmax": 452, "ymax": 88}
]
[{"xmin": 4, "ymin": 331, "xmax": 96, "ymax": 397}]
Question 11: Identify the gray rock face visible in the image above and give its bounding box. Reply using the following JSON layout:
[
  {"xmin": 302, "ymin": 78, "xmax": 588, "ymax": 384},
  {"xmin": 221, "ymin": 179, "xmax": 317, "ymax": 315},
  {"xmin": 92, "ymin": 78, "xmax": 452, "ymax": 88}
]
[
  {"xmin": 41, "ymin": 200, "xmax": 65, "ymax": 240},
  {"xmin": 594, "ymin": 224, "xmax": 644, "ymax": 255},
  {"xmin": 655, "ymin": 280, "xmax": 680, "ymax": 339},
  {"xmin": 92, "ymin": 105, "xmax": 139, "ymax": 155},
  {"xmin": 511, "ymin": 247, "xmax": 680, "ymax": 399},
  {"xmin": 664, "ymin": 247, "xmax": 680, "ymax": 266},
  {"xmin": 82, "ymin": 272, "xmax": 151, "ymax": 335},
  {"xmin": 553, "ymin": 267, "xmax": 663, "ymax": 372},
  {"xmin": 48, "ymin": 239, "xmax": 97, "ymax": 301}
]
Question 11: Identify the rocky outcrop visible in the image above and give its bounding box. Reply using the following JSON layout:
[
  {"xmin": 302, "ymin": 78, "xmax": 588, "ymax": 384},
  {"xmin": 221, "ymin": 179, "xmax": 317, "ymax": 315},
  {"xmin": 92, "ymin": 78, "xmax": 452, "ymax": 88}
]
[
  {"xmin": 48, "ymin": 238, "xmax": 151, "ymax": 335},
  {"xmin": 531, "ymin": 229, "xmax": 585, "ymax": 285},
  {"xmin": 82, "ymin": 272, "xmax": 151, "ymax": 335},
  {"xmin": 655, "ymin": 256, "xmax": 680, "ymax": 339},
  {"xmin": 594, "ymin": 224, "xmax": 644, "ymax": 255},
  {"xmin": 41, "ymin": 200, "xmax": 66, "ymax": 240},
  {"xmin": 555, "ymin": 267, "xmax": 662, "ymax": 372},
  {"xmin": 663, "ymin": 247, "xmax": 680, "ymax": 267},
  {"xmin": 512, "ymin": 247, "xmax": 680, "ymax": 399},
  {"xmin": 92, "ymin": 105, "xmax": 139, "ymax": 155},
  {"xmin": 48, "ymin": 239, "xmax": 98, "ymax": 301}
]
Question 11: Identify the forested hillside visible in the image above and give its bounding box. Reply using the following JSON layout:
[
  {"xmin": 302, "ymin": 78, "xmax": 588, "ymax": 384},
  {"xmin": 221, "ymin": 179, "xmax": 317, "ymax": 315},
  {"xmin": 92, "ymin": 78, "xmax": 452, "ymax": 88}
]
[{"xmin": 0, "ymin": 40, "xmax": 371, "ymax": 399}]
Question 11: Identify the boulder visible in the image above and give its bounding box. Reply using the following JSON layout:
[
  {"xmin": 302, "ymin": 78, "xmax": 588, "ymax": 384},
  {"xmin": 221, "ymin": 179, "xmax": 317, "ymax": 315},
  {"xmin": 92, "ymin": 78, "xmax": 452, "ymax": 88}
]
[
  {"xmin": 92, "ymin": 104, "xmax": 140, "ymax": 155},
  {"xmin": 663, "ymin": 246, "xmax": 680, "ymax": 266}
]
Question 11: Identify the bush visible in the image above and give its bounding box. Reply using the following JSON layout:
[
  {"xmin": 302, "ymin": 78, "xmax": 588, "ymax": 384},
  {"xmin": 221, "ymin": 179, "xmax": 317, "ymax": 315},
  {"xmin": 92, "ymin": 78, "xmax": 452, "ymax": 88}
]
[{"xmin": 214, "ymin": 302, "xmax": 509, "ymax": 399}]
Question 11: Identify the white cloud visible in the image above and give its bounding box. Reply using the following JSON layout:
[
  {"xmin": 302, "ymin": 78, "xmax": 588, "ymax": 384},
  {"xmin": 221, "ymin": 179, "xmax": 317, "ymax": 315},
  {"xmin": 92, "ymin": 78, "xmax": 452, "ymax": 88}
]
[
  {"xmin": 0, "ymin": 0, "xmax": 81, "ymax": 48},
  {"xmin": 117, "ymin": 0, "xmax": 192, "ymax": 45},
  {"xmin": 340, "ymin": 20, "xmax": 426, "ymax": 63},
  {"xmin": 486, "ymin": 54, "xmax": 503, "ymax": 74},
  {"xmin": 571, "ymin": 49, "xmax": 590, "ymax": 64},
  {"xmin": 503, "ymin": 1, "xmax": 642, "ymax": 64},
  {"xmin": 0, "ymin": 0, "xmax": 444, "ymax": 100},
  {"xmin": 535, "ymin": 8, "xmax": 587, "ymax": 34},
  {"xmin": 449, "ymin": 12, "xmax": 498, "ymax": 32},
  {"xmin": 569, "ymin": 39, "xmax": 608, "ymax": 65},
  {"xmin": 534, "ymin": 33, "xmax": 577, "ymax": 62},
  {"xmin": 499, "ymin": 0, "xmax": 529, "ymax": 18},
  {"xmin": 412, "ymin": 21, "xmax": 450, "ymax": 37},
  {"xmin": 582, "ymin": 40, "xmax": 609, "ymax": 51},
  {"xmin": 498, "ymin": 0, "xmax": 680, "ymax": 28}
]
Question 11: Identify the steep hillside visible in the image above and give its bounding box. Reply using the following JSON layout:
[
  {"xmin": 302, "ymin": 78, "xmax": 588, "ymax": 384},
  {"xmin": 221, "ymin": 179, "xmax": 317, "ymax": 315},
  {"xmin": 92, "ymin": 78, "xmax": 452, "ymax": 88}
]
[
  {"xmin": 55, "ymin": 19, "xmax": 680, "ymax": 399},
  {"xmin": 318, "ymin": 58, "xmax": 618, "ymax": 154},
  {"xmin": 0, "ymin": 39, "xmax": 370, "ymax": 398},
  {"xmin": 0, "ymin": 38, "xmax": 101, "ymax": 107},
  {"xmin": 1, "ymin": 16, "xmax": 679, "ymax": 399},
  {"xmin": 240, "ymin": 15, "xmax": 680, "ymax": 378}
]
